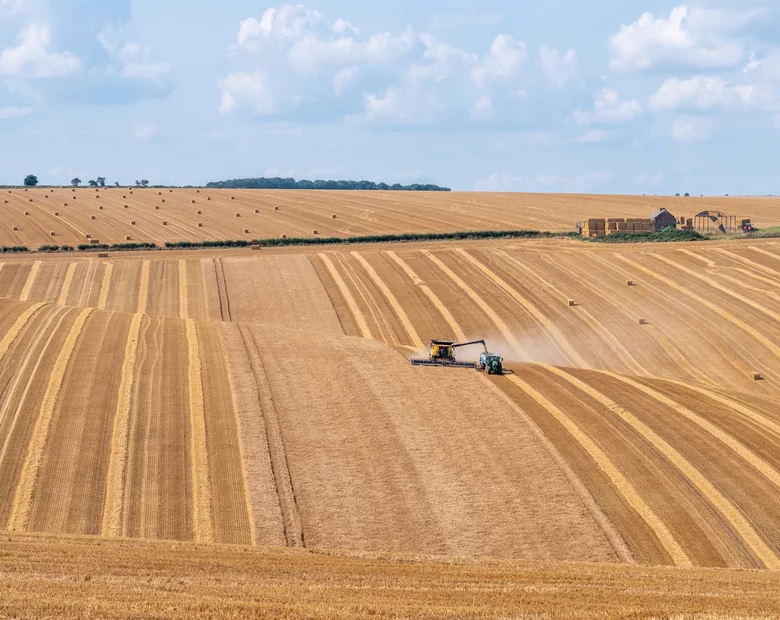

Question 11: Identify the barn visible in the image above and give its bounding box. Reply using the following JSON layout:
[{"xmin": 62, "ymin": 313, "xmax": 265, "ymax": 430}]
[{"xmin": 650, "ymin": 208, "xmax": 677, "ymax": 232}]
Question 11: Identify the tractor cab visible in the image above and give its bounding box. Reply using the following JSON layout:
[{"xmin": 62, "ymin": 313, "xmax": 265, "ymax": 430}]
[{"xmin": 480, "ymin": 352, "xmax": 504, "ymax": 375}]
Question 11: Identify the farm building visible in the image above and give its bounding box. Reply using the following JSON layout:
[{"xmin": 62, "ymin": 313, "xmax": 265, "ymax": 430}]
[{"xmin": 650, "ymin": 208, "xmax": 677, "ymax": 232}]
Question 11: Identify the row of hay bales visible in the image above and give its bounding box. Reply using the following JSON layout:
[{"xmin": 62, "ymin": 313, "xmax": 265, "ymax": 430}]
[{"xmin": 581, "ymin": 217, "xmax": 654, "ymax": 238}]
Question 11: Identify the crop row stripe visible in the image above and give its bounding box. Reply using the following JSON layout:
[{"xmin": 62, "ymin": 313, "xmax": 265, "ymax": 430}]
[
  {"xmin": 137, "ymin": 260, "xmax": 150, "ymax": 314},
  {"xmin": 186, "ymin": 319, "xmax": 214, "ymax": 543},
  {"xmin": 385, "ymin": 251, "xmax": 467, "ymax": 341},
  {"xmin": 747, "ymin": 246, "xmax": 780, "ymax": 267},
  {"xmin": 423, "ymin": 250, "xmax": 528, "ymax": 357},
  {"xmin": 318, "ymin": 253, "xmax": 372, "ymax": 339},
  {"xmin": 715, "ymin": 248, "xmax": 780, "ymax": 281},
  {"xmin": 542, "ymin": 364, "xmax": 780, "ymax": 571},
  {"xmin": 0, "ymin": 303, "xmax": 46, "ymax": 366},
  {"xmin": 179, "ymin": 260, "xmax": 189, "ymax": 320},
  {"xmin": 18, "ymin": 261, "xmax": 41, "ymax": 302},
  {"xmin": 101, "ymin": 313, "xmax": 144, "ymax": 538},
  {"xmin": 7, "ymin": 307, "xmax": 94, "ymax": 531},
  {"xmin": 57, "ymin": 263, "xmax": 77, "ymax": 306},
  {"xmin": 598, "ymin": 371, "xmax": 780, "ymax": 491},
  {"xmin": 653, "ymin": 254, "xmax": 780, "ymax": 324},
  {"xmin": 505, "ymin": 372, "xmax": 690, "ymax": 566},
  {"xmin": 351, "ymin": 252, "xmax": 424, "ymax": 349},
  {"xmin": 616, "ymin": 256, "xmax": 780, "ymax": 361},
  {"xmin": 496, "ymin": 251, "xmax": 647, "ymax": 377},
  {"xmin": 97, "ymin": 263, "xmax": 113, "ymax": 311},
  {"xmin": 457, "ymin": 249, "xmax": 588, "ymax": 367}
]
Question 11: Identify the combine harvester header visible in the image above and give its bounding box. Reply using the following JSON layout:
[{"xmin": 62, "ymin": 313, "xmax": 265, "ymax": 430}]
[{"xmin": 411, "ymin": 340, "xmax": 504, "ymax": 375}]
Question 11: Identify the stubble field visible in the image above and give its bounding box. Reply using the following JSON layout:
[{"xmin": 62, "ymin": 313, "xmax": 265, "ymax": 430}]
[
  {"xmin": 2, "ymin": 209, "xmax": 780, "ymax": 615},
  {"xmin": 2, "ymin": 187, "xmax": 779, "ymax": 246}
]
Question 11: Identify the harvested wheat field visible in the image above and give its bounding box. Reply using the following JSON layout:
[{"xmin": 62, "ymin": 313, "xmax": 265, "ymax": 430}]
[
  {"xmin": 3, "ymin": 533, "xmax": 780, "ymax": 619},
  {"xmin": 3, "ymin": 233, "xmax": 780, "ymax": 615},
  {"xmin": 1, "ymin": 188, "xmax": 779, "ymax": 246}
]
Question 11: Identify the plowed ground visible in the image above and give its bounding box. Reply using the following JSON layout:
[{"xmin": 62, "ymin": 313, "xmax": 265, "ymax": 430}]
[{"xmin": 2, "ymin": 188, "xmax": 780, "ymax": 246}]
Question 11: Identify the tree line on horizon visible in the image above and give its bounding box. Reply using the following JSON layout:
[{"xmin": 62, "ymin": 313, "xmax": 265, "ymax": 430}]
[{"xmin": 205, "ymin": 177, "xmax": 451, "ymax": 191}]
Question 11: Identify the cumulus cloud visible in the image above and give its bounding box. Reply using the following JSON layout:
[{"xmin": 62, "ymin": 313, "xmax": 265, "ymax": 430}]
[
  {"xmin": 671, "ymin": 116, "xmax": 713, "ymax": 142},
  {"xmin": 650, "ymin": 76, "xmax": 757, "ymax": 111},
  {"xmin": 0, "ymin": 105, "xmax": 32, "ymax": 119},
  {"xmin": 539, "ymin": 46, "xmax": 578, "ymax": 88},
  {"xmin": 0, "ymin": 24, "xmax": 81, "ymax": 78},
  {"xmin": 0, "ymin": 0, "xmax": 22, "ymax": 15},
  {"xmin": 98, "ymin": 27, "xmax": 171, "ymax": 84},
  {"xmin": 609, "ymin": 6, "xmax": 754, "ymax": 72},
  {"xmin": 573, "ymin": 89, "xmax": 642, "ymax": 125},
  {"xmin": 220, "ymin": 3, "xmax": 531, "ymax": 125}
]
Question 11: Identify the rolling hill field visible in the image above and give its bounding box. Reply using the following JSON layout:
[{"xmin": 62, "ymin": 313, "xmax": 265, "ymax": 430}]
[
  {"xmin": 1, "ymin": 187, "xmax": 779, "ymax": 246},
  {"xmin": 2, "ymin": 227, "xmax": 780, "ymax": 615}
]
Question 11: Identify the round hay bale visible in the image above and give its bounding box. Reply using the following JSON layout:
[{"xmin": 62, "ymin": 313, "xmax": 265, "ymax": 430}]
[
  {"xmin": 243, "ymin": 228, "xmax": 249, "ymax": 233},
  {"xmin": 197, "ymin": 190, "xmax": 200, "ymax": 193},
  {"xmin": 91, "ymin": 215, "xmax": 96, "ymax": 220},
  {"xmin": 131, "ymin": 220, "xmax": 136, "ymax": 225},
  {"xmin": 163, "ymin": 221, "xmax": 168, "ymax": 225},
  {"xmin": 162, "ymin": 199, "xmax": 166, "ymax": 203},
  {"xmin": 99, "ymin": 206, "xmax": 103, "ymax": 210},
  {"xmin": 124, "ymin": 205, "xmax": 128, "ymax": 208},
  {"xmin": 331, "ymin": 214, "xmax": 337, "ymax": 219},
  {"xmin": 24, "ymin": 211, "xmax": 29, "ymax": 215},
  {"xmin": 155, "ymin": 205, "xmax": 160, "ymax": 209},
  {"xmin": 255, "ymin": 209, "xmax": 260, "ymax": 214},
  {"xmin": 312, "ymin": 229, "xmax": 319, "ymax": 235},
  {"xmin": 280, "ymin": 234, "xmax": 287, "ymax": 239},
  {"xmin": 197, "ymin": 210, "xmax": 202, "ymax": 214},
  {"xmin": 274, "ymin": 206, "xmax": 280, "ymax": 211},
  {"xmin": 123, "ymin": 195, "xmax": 126, "ymax": 199},
  {"xmin": 13, "ymin": 226, "xmax": 18, "ymax": 231},
  {"xmin": 50, "ymin": 231, "xmax": 56, "ymax": 236},
  {"xmin": 55, "ymin": 212, "xmax": 60, "ymax": 216},
  {"xmin": 231, "ymin": 196, "xmax": 235, "ymax": 200},
  {"xmin": 192, "ymin": 200, "xmax": 196, "ymax": 204},
  {"xmin": 197, "ymin": 222, "xmax": 203, "ymax": 227},
  {"xmin": 169, "ymin": 189, "xmax": 173, "ymax": 193},
  {"xmin": 235, "ymin": 213, "xmax": 240, "ymax": 217},
  {"xmin": 207, "ymin": 196, "xmax": 211, "ymax": 200},
  {"xmin": 29, "ymin": 199, "xmax": 32, "ymax": 202},
  {"xmin": 126, "ymin": 235, "xmax": 132, "ymax": 241}
]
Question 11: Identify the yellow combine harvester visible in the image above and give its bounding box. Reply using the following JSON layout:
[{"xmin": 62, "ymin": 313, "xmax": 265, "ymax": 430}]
[{"xmin": 410, "ymin": 340, "xmax": 504, "ymax": 374}]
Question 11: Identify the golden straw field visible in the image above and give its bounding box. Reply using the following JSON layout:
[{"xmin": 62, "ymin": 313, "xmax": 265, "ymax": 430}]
[
  {"xmin": 2, "ymin": 187, "xmax": 780, "ymax": 245},
  {"xmin": 3, "ymin": 193, "xmax": 780, "ymax": 615}
]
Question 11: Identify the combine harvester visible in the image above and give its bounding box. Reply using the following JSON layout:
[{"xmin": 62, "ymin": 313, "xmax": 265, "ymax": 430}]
[{"xmin": 411, "ymin": 340, "xmax": 504, "ymax": 375}]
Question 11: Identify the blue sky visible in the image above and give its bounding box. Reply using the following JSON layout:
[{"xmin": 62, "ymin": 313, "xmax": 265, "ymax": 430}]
[{"xmin": 1, "ymin": 0, "xmax": 778, "ymax": 193}]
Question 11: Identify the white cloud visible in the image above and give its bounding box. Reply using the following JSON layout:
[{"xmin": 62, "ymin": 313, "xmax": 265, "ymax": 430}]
[
  {"xmin": 0, "ymin": 105, "xmax": 32, "ymax": 119},
  {"xmin": 0, "ymin": 24, "xmax": 81, "ymax": 78},
  {"xmin": 609, "ymin": 6, "xmax": 751, "ymax": 72},
  {"xmin": 539, "ymin": 46, "xmax": 578, "ymax": 88},
  {"xmin": 671, "ymin": 116, "xmax": 713, "ymax": 142},
  {"xmin": 132, "ymin": 124, "xmax": 158, "ymax": 141},
  {"xmin": 332, "ymin": 65, "xmax": 358, "ymax": 94},
  {"xmin": 574, "ymin": 129, "xmax": 612, "ymax": 143},
  {"xmin": 650, "ymin": 75, "xmax": 757, "ymax": 111},
  {"xmin": 0, "ymin": 0, "xmax": 22, "ymax": 15},
  {"xmin": 573, "ymin": 89, "xmax": 642, "ymax": 125},
  {"xmin": 221, "ymin": 4, "xmax": 530, "ymax": 125},
  {"xmin": 98, "ymin": 27, "xmax": 171, "ymax": 83}
]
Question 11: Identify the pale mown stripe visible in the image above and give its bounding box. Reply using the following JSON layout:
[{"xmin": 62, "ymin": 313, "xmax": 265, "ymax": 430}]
[
  {"xmin": 505, "ymin": 372, "xmax": 691, "ymax": 567},
  {"xmin": 186, "ymin": 319, "xmax": 213, "ymax": 543},
  {"xmin": 544, "ymin": 364, "xmax": 780, "ymax": 571},
  {"xmin": 601, "ymin": 371, "xmax": 780, "ymax": 492},
  {"xmin": 57, "ymin": 263, "xmax": 77, "ymax": 306},
  {"xmin": 352, "ymin": 252, "xmax": 424, "ymax": 349},
  {"xmin": 18, "ymin": 262, "xmax": 41, "ymax": 302},
  {"xmin": 179, "ymin": 260, "xmax": 189, "ymax": 320},
  {"xmin": 7, "ymin": 307, "xmax": 94, "ymax": 531},
  {"xmin": 319, "ymin": 253, "xmax": 372, "ymax": 339},
  {"xmin": 137, "ymin": 260, "xmax": 150, "ymax": 314},
  {"xmin": 457, "ymin": 249, "xmax": 588, "ymax": 367},
  {"xmin": 0, "ymin": 303, "xmax": 46, "ymax": 364},
  {"xmin": 423, "ymin": 250, "xmax": 528, "ymax": 357},
  {"xmin": 101, "ymin": 313, "xmax": 144, "ymax": 537},
  {"xmin": 386, "ymin": 251, "xmax": 467, "ymax": 341},
  {"xmin": 97, "ymin": 263, "xmax": 114, "ymax": 311},
  {"xmin": 617, "ymin": 255, "xmax": 780, "ymax": 361}
]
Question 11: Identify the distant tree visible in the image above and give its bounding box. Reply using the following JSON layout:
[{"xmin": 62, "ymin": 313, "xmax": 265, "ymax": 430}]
[
  {"xmin": 135, "ymin": 180, "xmax": 141, "ymax": 187},
  {"xmin": 141, "ymin": 179, "xmax": 149, "ymax": 187},
  {"xmin": 114, "ymin": 181, "xmax": 120, "ymax": 187},
  {"xmin": 96, "ymin": 177, "xmax": 106, "ymax": 187},
  {"xmin": 684, "ymin": 192, "xmax": 690, "ymax": 197},
  {"xmin": 71, "ymin": 178, "xmax": 81, "ymax": 187},
  {"xmin": 23, "ymin": 174, "xmax": 38, "ymax": 187},
  {"xmin": 205, "ymin": 176, "xmax": 451, "ymax": 191},
  {"xmin": 88, "ymin": 180, "xmax": 98, "ymax": 187}
]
